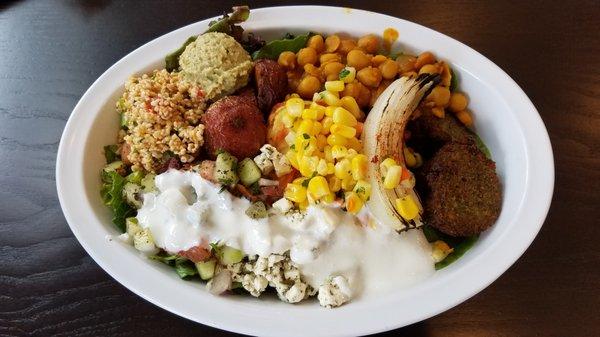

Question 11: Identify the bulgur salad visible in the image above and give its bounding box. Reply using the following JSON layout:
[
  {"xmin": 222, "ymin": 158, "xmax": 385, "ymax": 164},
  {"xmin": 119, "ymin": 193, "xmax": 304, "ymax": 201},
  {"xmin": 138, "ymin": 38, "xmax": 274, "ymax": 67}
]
[{"xmin": 101, "ymin": 6, "xmax": 501, "ymax": 308}]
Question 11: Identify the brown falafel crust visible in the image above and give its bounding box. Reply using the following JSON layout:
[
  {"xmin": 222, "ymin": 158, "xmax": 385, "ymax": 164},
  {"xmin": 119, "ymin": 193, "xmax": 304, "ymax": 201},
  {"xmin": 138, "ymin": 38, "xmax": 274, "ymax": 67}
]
[
  {"xmin": 422, "ymin": 142, "xmax": 502, "ymax": 237},
  {"xmin": 202, "ymin": 95, "xmax": 267, "ymax": 160}
]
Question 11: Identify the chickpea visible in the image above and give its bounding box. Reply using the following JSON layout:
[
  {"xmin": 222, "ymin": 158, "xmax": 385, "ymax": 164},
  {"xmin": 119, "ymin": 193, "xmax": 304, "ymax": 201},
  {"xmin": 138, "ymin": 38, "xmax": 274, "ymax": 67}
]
[
  {"xmin": 379, "ymin": 59, "xmax": 399, "ymax": 79},
  {"xmin": 440, "ymin": 62, "xmax": 452, "ymax": 87},
  {"xmin": 297, "ymin": 75, "xmax": 321, "ymax": 99},
  {"xmin": 370, "ymin": 84, "xmax": 388, "ymax": 107},
  {"xmin": 427, "ymin": 86, "xmax": 451, "ymax": 107},
  {"xmin": 431, "ymin": 107, "xmax": 445, "ymax": 118},
  {"xmin": 347, "ymin": 49, "xmax": 371, "ymax": 70},
  {"xmin": 455, "ymin": 109, "xmax": 473, "ymax": 126},
  {"xmin": 303, "ymin": 64, "xmax": 322, "ymax": 80},
  {"xmin": 419, "ymin": 63, "xmax": 440, "ymax": 75},
  {"xmin": 319, "ymin": 53, "xmax": 342, "ymax": 65},
  {"xmin": 307, "ymin": 34, "xmax": 325, "ymax": 53},
  {"xmin": 396, "ymin": 54, "xmax": 416, "ymax": 73},
  {"xmin": 371, "ymin": 55, "xmax": 387, "ymax": 67},
  {"xmin": 338, "ymin": 39, "xmax": 357, "ymax": 55},
  {"xmin": 357, "ymin": 66, "xmax": 382, "ymax": 88},
  {"xmin": 356, "ymin": 83, "xmax": 371, "ymax": 108},
  {"xmin": 402, "ymin": 71, "xmax": 418, "ymax": 78},
  {"xmin": 287, "ymin": 70, "xmax": 303, "ymax": 91},
  {"xmin": 322, "ymin": 62, "xmax": 345, "ymax": 79},
  {"xmin": 449, "ymin": 92, "xmax": 468, "ymax": 112},
  {"xmin": 415, "ymin": 51, "xmax": 435, "ymax": 69},
  {"xmin": 357, "ymin": 34, "xmax": 379, "ymax": 54},
  {"xmin": 325, "ymin": 35, "xmax": 341, "ymax": 53},
  {"xmin": 297, "ymin": 47, "xmax": 318, "ymax": 66},
  {"xmin": 342, "ymin": 81, "xmax": 362, "ymax": 99},
  {"xmin": 278, "ymin": 51, "xmax": 296, "ymax": 70}
]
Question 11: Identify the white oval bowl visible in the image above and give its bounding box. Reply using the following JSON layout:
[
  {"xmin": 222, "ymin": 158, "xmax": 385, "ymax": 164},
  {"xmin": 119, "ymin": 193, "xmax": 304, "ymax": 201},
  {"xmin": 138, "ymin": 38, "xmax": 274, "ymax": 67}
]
[{"xmin": 56, "ymin": 6, "xmax": 554, "ymax": 336}]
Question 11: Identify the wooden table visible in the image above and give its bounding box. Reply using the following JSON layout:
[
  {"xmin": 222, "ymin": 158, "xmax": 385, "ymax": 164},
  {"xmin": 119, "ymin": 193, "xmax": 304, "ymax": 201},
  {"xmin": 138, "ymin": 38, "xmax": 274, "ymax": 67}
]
[{"xmin": 1, "ymin": 1, "xmax": 598, "ymax": 336}]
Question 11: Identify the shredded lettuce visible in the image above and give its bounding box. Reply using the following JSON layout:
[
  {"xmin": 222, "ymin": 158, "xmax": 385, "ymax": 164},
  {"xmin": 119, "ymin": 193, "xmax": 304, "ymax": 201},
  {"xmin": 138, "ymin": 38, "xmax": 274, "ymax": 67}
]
[
  {"xmin": 100, "ymin": 170, "xmax": 134, "ymax": 232},
  {"xmin": 103, "ymin": 145, "xmax": 120, "ymax": 163},
  {"xmin": 150, "ymin": 252, "xmax": 199, "ymax": 279}
]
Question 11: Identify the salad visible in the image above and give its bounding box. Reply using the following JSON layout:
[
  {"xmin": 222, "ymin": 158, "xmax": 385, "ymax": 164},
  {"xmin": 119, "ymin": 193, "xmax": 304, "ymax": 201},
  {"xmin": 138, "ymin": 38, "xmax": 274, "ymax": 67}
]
[{"xmin": 100, "ymin": 6, "xmax": 502, "ymax": 308}]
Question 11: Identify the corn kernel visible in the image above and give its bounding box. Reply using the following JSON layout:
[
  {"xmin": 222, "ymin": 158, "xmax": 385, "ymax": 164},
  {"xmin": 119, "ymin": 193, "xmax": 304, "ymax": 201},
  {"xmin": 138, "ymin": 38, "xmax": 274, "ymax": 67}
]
[
  {"xmin": 325, "ymin": 80, "xmax": 345, "ymax": 92},
  {"xmin": 346, "ymin": 148, "xmax": 358, "ymax": 160},
  {"xmin": 284, "ymin": 183, "xmax": 307, "ymax": 203},
  {"xmin": 321, "ymin": 91, "xmax": 340, "ymax": 106},
  {"xmin": 340, "ymin": 96, "xmax": 363, "ymax": 120},
  {"xmin": 299, "ymin": 156, "xmax": 319, "ymax": 177},
  {"xmin": 286, "ymin": 97, "xmax": 304, "ymax": 117},
  {"xmin": 339, "ymin": 66, "xmax": 356, "ymax": 83},
  {"xmin": 280, "ymin": 109, "xmax": 295, "ymax": 128},
  {"xmin": 297, "ymin": 119, "xmax": 315, "ymax": 136},
  {"xmin": 312, "ymin": 121, "xmax": 323, "ymax": 135},
  {"xmin": 395, "ymin": 195, "xmax": 419, "ymax": 220},
  {"xmin": 293, "ymin": 177, "xmax": 308, "ymax": 185},
  {"xmin": 331, "ymin": 145, "xmax": 348, "ymax": 160},
  {"xmin": 431, "ymin": 106, "xmax": 445, "ymax": 118},
  {"xmin": 351, "ymin": 154, "xmax": 368, "ymax": 180},
  {"xmin": 345, "ymin": 192, "xmax": 363, "ymax": 214},
  {"xmin": 404, "ymin": 147, "xmax": 417, "ymax": 168},
  {"xmin": 330, "ymin": 123, "xmax": 357, "ymax": 138},
  {"xmin": 321, "ymin": 116, "xmax": 333, "ymax": 134},
  {"xmin": 322, "ymin": 193, "xmax": 336, "ymax": 204},
  {"xmin": 341, "ymin": 177, "xmax": 357, "ymax": 191},
  {"xmin": 284, "ymin": 130, "xmax": 296, "ymax": 146},
  {"xmin": 301, "ymin": 108, "xmax": 318, "ymax": 120},
  {"xmin": 316, "ymin": 134, "xmax": 328, "ymax": 148},
  {"xmin": 326, "ymin": 162, "xmax": 335, "ymax": 175},
  {"xmin": 328, "ymin": 176, "xmax": 342, "ymax": 192},
  {"xmin": 286, "ymin": 149, "xmax": 299, "ymax": 169},
  {"xmin": 327, "ymin": 134, "xmax": 348, "ymax": 146},
  {"xmin": 383, "ymin": 165, "xmax": 402, "ymax": 189},
  {"xmin": 324, "ymin": 146, "xmax": 333, "ymax": 162},
  {"xmin": 334, "ymin": 159, "xmax": 351, "ymax": 179},
  {"xmin": 317, "ymin": 159, "xmax": 329, "ymax": 176},
  {"xmin": 346, "ymin": 136, "xmax": 363, "ymax": 151},
  {"xmin": 308, "ymin": 176, "xmax": 330, "ymax": 199},
  {"xmin": 310, "ymin": 102, "xmax": 326, "ymax": 120},
  {"xmin": 298, "ymin": 199, "xmax": 309, "ymax": 210},
  {"xmin": 379, "ymin": 157, "xmax": 397, "ymax": 176},
  {"xmin": 332, "ymin": 107, "xmax": 358, "ymax": 127},
  {"xmin": 324, "ymin": 106, "xmax": 336, "ymax": 117},
  {"xmin": 353, "ymin": 180, "xmax": 372, "ymax": 201},
  {"xmin": 432, "ymin": 240, "xmax": 454, "ymax": 263}
]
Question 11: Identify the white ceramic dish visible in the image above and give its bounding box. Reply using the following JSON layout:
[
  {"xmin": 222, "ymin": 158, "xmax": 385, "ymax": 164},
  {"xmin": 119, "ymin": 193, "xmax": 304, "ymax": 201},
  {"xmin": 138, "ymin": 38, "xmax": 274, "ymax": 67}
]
[{"xmin": 56, "ymin": 6, "xmax": 554, "ymax": 336}]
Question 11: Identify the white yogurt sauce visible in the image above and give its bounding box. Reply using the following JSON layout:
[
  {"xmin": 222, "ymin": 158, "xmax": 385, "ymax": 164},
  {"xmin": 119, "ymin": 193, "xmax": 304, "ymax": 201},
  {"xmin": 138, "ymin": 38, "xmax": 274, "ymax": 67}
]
[{"xmin": 137, "ymin": 169, "xmax": 434, "ymax": 297}]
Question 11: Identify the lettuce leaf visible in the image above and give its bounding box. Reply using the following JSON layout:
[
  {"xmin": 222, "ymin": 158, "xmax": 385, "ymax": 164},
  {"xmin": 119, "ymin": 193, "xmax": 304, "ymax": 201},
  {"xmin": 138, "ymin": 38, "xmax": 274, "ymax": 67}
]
[
  {"xmin": 150, "ymin": 252, "xmax": 198, "ymax": 279},
  {"xmin": 251, "ymin": 32, "xmax": 313, "ymax": 60},
  {"xmin": 422, "ymin": 225, "xmax": 479, "ymax": 270},
  {"xmin": 100, "ymin": 170, "xmax": 134, "ymax": 232}
]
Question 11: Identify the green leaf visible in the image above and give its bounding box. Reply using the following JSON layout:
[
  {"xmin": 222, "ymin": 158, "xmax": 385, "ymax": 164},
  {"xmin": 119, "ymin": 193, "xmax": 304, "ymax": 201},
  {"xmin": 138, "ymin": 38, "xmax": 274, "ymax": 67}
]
[
  {"xmin": 149, "ymin": 252, "xmax": 179, "ymax": 264},
  {"xmin": 449, "ymin": 68, "xmax": 458, "ymax": 92},
  {"xmin": 473, "ymin": 133, "xmax": 492, "ymax": 159},
  {"xmin": 103, "ymin": 145, "xmax": 120, "ymax": 163},
  {"xmin": 174, "ymin": 258, "xmax": 198, "ymax": 278},
  {"xmin": 435, "ymin": 236, "xmax": 479, "ymax": 270},
  {"xmin": 165, "ymin": 35, "xmax": 197, "ymax": 72},
  {"xmin": 421, "ymin": 225, "xmax": 479, "ymax": 270},
  {"xmin": 252, "ymin": 32, "xmax": 313, "ymax": 60},
  {"xmin": 100, "ymin": 170, "xmax": 134, "ymax": 232}
]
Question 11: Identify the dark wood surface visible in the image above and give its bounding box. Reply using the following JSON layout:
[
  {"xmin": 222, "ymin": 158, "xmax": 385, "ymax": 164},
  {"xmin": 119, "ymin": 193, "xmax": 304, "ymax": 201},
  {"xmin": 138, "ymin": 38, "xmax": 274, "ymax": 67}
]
[{"xmin": 1, "ymin": 1, "xmax": 598, "ymax": 336}]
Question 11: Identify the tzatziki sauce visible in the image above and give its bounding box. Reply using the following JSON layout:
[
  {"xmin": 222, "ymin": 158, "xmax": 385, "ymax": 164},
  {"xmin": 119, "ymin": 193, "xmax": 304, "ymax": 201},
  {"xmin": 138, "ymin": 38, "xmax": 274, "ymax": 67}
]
[{"xmin": 137, "ymin": 169, "xmax": 434, "ymax": 297}]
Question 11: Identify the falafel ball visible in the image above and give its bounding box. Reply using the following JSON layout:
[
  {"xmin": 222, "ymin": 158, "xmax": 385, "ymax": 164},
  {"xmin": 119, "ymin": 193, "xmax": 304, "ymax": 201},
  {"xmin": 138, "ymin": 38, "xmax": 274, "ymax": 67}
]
[
  {"xmin": 202, "ymin": 95, "xmax": 267, "ymax": 160},
  {"xmin": 408, "ymin": 109, "xmax": 475, "ymax": 156},
  {"xmin": 422, "ymin": 142, "xmax": 502, "ymax": 237}
]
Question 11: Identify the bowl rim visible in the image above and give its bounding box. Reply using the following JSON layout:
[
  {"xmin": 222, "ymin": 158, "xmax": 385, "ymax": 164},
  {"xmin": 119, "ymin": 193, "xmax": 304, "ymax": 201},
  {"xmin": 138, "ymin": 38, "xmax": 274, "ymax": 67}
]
[{"xmin": 56, "ymin": 5, "xmax": 554, "ymax": 336}]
